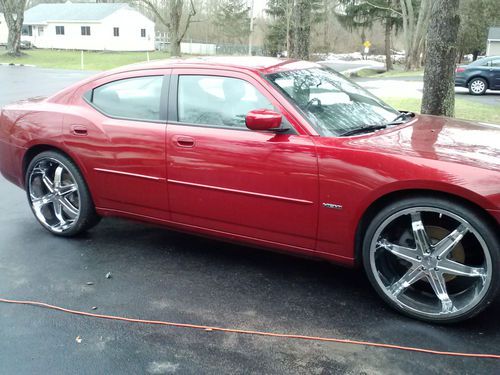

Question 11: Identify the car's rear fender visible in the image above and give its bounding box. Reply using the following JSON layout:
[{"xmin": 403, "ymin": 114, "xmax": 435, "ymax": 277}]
[{"xmin": 466, "ymin": 73, "xmax": 491, "ymax": 88}]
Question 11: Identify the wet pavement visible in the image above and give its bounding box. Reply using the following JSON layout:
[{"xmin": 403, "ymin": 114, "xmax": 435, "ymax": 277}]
[{"xmin": 1, "ymin": 66, "xmax": 499, "ymax": 374}]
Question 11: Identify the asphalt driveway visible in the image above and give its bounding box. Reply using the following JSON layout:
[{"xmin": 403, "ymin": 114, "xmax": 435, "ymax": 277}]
[{"xmin": 1, "ymin": 66, "xmax": 499, "ymax": 374}]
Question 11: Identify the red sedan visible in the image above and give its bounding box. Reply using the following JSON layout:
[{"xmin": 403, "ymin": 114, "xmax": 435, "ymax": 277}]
[{"xmin": 0, "ymin": 57, "xmax": 499, "ymax": 323}]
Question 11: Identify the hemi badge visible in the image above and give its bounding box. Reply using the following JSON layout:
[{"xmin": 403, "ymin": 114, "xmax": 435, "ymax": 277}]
[{"xmin": 323, "ymin": 203, "xmax": 343, "ymax": 210}]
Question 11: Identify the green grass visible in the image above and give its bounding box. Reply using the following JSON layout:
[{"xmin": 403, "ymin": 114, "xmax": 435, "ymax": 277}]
[
  {"xmin": 0, "ymin": 48, "xmax": 171, "ymax": 70},
  {"xmin": 381, "ymin": 97, "xmax": 500, "ymax": 124},
  {"xmin": 354, "ymin": 67, "xmax": 424, "ymax": 79}
]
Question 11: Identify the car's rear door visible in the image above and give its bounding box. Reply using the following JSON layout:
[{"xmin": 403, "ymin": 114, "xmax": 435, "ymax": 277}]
[
  {"xmin": 166, "ymin": 68, "xmax": 319, "ymax": 250},
  {"xmin": 489, "ymin": 58, "xmax": 500, "ymax": 89},
  {"xmin": 65, "ymin": 70, "xmax": 171, "ymax": 219}
]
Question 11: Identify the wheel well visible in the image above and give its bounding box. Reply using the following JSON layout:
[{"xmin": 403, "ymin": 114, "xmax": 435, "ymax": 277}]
[
  {"xmin": 23, "ymin": 145, "xmax": 74, "ymax": 178},
  {"xmin": 354, "ymin": 189, "xmax": 500, "ymax": 266},
  {"xmin": 467, "ymin": 75, "xmax": 489, "ymax": 88}
]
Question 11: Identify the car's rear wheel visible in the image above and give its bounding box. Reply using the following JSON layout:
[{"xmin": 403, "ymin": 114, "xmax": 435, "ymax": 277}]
[
  {"xmin": 25, "ymin": 151, "xmax": 100, "ymax": 236},
  {"xmin": 468, "ymin": 77, "xmax": 488, "ymax": 95},
  {"xmin": 362, "ymin": 196, "xmax": 499, "ymax": 323}
]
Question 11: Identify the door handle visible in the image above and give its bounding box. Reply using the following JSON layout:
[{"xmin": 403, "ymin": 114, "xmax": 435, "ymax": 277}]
[
  {"xmin": 71, "ymin": 125, "xmax": 88, "ymax": 136},
  {"xmin": 173, "ymin": 136, "xmax": 195, "ymax": 148}
]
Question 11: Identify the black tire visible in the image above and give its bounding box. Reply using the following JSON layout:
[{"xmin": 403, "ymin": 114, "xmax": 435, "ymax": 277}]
[
  {"xmin": 25, "ymin": 150, "xmax": 101, "ymax": 237},
  {"xmin": 362, "ymin": 196, "xmax": 499, "ymax": 323},
  {"xmin": 468, "ymin": 77, "xmax": 488, "ymax": 95}
]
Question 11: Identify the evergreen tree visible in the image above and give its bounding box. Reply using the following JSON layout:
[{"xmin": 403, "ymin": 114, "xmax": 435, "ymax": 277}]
[
  {"xmin": 214, "ymin": 0, "xmax": 250, "ymax": 44},
  {"xmin": 336, "ymin": 0, "xmax": 402, "ymax": 70},
  {"xmin": 457, "ymin": 0, "xmax": 500, "ymax": 61}
]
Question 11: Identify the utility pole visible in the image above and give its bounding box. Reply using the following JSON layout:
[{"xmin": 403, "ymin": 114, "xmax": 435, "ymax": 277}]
[{"xmin": 248, "ymin": 0, "xmax": 255, "ymax": 56}]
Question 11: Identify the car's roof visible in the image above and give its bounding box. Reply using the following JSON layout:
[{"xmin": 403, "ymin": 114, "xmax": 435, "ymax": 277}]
[{"xmin": 108, "ymin": 56, "xmax": 321, "ymax": 75}]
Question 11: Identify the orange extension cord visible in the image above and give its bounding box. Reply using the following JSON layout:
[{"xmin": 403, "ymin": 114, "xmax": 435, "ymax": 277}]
[{"xmin": 1, "ymin": 297, "xmax": 499, "ymax": 360}]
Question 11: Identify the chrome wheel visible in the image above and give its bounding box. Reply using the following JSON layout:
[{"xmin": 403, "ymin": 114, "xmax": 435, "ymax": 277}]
[
  {"xmin": 469, "ymin": 79, "xmax": 486, "ymax": 94},
  {"xmin": 28, "ymin": 158, "xmax": 81, "ymax": 233},
  {"xmin": 369, "ymin": 207, "xmax": 492, "ymax": 320}
]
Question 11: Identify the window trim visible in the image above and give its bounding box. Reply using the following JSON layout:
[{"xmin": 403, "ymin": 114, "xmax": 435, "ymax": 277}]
[
  {"xmin": 169, "ymin": 73, "xmax": 296, "ymax": 134},
  {"xmin": 55, "ymin": 25, "xmax": 65, "ymax": 35},
  {"xmin": 83, "ymin": 74, "xmax": 170, "ymax": 124}
]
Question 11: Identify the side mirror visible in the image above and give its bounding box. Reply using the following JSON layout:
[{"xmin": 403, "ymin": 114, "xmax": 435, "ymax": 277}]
[{"xmin": 245, "ymin": 109, "xmax": 282, "ymax": 131}]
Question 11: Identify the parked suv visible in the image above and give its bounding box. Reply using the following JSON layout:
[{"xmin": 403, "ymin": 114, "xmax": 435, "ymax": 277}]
[{"xmin": 455, "ymin": 56, "xmax": 500, "ymax": 95}]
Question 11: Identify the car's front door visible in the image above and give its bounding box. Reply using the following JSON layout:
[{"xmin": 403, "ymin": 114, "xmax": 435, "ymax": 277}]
[
  {"xmin": 166, "ymin": 69, "xmax": 319, "ymax": 250},
  {"xmin": 489, "ymin": 58, "xmax": 500, "ymax": 89}
]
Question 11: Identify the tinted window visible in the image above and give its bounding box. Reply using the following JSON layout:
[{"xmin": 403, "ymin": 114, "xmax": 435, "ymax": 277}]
[
  {"xmin": 90, "ymin": 76, "xmax": 164, "ymax": 121},
  {"xmin": 178, "ymin": 75, "xmax": 274, "ymax": 128}
]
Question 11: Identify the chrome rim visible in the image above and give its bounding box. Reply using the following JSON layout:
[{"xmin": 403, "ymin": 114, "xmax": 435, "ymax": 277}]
[
  {"xmin": 470, "ymin": 80, "xmax": 486, "ymax": 94},
  {"xmin": 28, "ymin": 158, "xmax": 80, "ymax": 233},
  {"xmin": 370, "ymin": 207, "xmax": 492, "ymax": 319}
]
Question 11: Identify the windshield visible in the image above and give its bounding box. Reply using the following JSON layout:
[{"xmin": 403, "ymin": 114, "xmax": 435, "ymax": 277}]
[{"xmin": 267, "ymin": 67, "xmax": 400, "ymax": 136}]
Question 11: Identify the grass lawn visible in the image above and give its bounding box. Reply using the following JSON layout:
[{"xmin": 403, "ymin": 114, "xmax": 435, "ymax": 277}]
[
  {"xmin": 0, "ymin": 48, "xmax": 171, "ymax": 70},
  {"xmin": 381, "ymin": 97, "xmax": 500, "ymax": 124},
  {"xmin": 354, "ymin": 67, "xmax": 424, "ymax": 78}
]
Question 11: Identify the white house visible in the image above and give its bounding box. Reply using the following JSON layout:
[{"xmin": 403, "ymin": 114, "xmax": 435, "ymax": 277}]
[
  {"xmin": 22, "ymin": 2, "xmax": 155, "ymax": 51},
  {"xmin": 0, "ymin": 13, "xmax": 8, "ymax": 46},
  {"xmin": 487, "ymin": 27, "xmax": 500, "ymax": 56}
]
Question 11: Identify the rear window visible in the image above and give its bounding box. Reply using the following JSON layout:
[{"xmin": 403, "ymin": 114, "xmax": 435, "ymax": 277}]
[{"xmin": 87, "ymin": 76, "xmax": 164, "ymax": 121}]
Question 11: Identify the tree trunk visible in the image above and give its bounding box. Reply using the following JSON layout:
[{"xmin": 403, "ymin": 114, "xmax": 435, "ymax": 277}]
[
  {"xmin": 384, "ymin": 20, "xmax": 393, "ymax": 71},
  {"xmin": 401, "ymin": 0, "xmax": 431, "ymax": 71},
  {"xmin": 291, "ymin": 0, "xmax": 311, "ymax": 60},
  {"xmin": 421, "ymin": 0, "xmax": 460, "ymax": 117},
  {"xmin": 170, "ymin": 0, "xmax": 182, "ymax": 57},
  {"xmin": 1, "ymin": 0, "xmax": 27, "ymax": 56}
]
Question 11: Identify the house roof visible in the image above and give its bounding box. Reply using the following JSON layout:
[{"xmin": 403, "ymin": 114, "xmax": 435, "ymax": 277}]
[
  {"xmin": 489, "ymin": 27, "xmax": 500, "ymax": 40},
  {"xmin": 24, "ymin": 2, "xmax": 130, "ymax": 25}
]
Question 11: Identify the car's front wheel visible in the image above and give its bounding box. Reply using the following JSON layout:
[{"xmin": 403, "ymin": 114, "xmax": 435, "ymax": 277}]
[
  {"xmin": 25, "ymin": 151, "xmax": 100, "ymax": 236},
  {"xmin": 363, "ymin": 196, "xmax": 499, "ymax": 323},
  {"xmin": 468, "ymin": 77, "xmax": 488, "ymax": 95}
]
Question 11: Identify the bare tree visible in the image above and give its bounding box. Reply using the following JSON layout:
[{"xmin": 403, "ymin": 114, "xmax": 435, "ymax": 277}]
[
  {"xmin": 1, "ymin": 0, "xmax": 28, "ymax": 56},
  {"xmin": 137, "ymin": 0, "xmax": 196, "ymax": 56},
  {"xmin": 399, "ymin": 0, "xmax": 431, "ymax": 70},
  {"xmin": 421, "ymin": 0, "xmax": 460, "ymax": 117}
]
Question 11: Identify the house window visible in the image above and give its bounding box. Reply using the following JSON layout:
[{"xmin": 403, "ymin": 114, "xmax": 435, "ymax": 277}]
[
  {"xmin": 22, "ymin": 25, "xmax": 33, "ymax": 36},
  {"xmin": 113, "ymin": 27, "xmax": 119, "ymax": 37},
  {"xmin": 141, "ymin": 28, "xmax": 146, "ymax": 38},
  {"xmin": 38, "ymin": 26, "xmax": 44, "ymax": 37},
  {"xmin": 55, "ymin": 26, "xmax": 65, "ymax": 35},
  {"xmin": 81, "ymin": 26, "xmax": 91, "ymax": 36}
]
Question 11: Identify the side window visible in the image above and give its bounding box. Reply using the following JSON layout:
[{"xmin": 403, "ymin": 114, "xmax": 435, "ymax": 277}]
[
  {"xmin": 89, "ymin": 76, "xmax": 164, "ymax": 121},
  {"xmin": 491, "ymin": 59, "xmax": 500, "ymax": 68},
  {"xmin": 177, "ymin": 75, "xmax": 274, "ymax": 128}
]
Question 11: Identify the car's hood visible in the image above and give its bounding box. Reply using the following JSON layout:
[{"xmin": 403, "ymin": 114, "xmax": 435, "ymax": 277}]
[{"xmin": 347, "ymin": 115, "xmax": 500, "ymax": 172}]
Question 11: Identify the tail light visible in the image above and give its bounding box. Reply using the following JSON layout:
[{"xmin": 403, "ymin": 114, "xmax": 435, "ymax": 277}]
[{"xmin": 455, "ymin": 67, "xmax": 466, "ymax": 73}]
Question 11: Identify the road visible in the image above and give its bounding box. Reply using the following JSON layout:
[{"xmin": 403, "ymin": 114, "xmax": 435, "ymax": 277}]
[
  {"xmin": 353, "ymin": 75, "xmax": 500, "ymax": 107},
  {"xmin": 1, "ymin": 66, "xmax": 499, "ymax": 374}
]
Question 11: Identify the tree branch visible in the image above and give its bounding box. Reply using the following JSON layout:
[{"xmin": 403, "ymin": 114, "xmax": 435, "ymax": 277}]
[
  {"xmin": 136, "ymin": 0, "xmax": 170, "ymax": 29},
  {"xmin": 366, "ymin": 1, "xmax": 402, "ymax": 16},
  {"xmin": 178, "ymin": 0, "xmax": 196, "ymax": 42}
]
